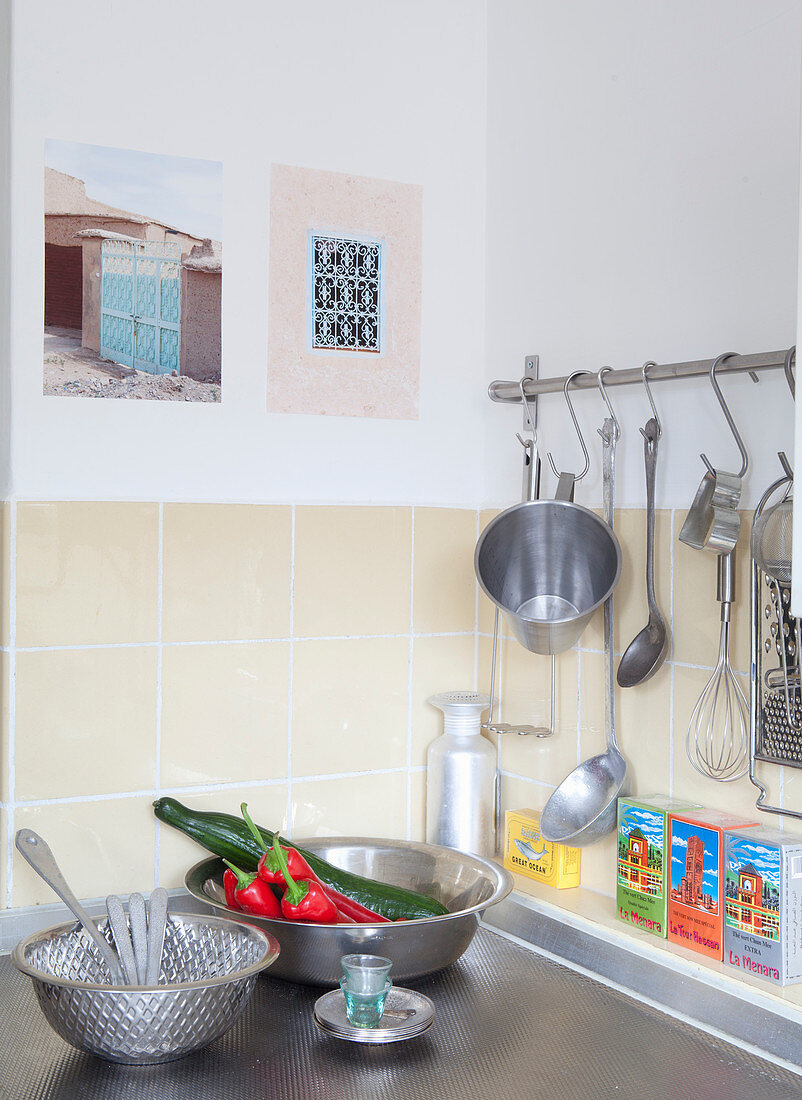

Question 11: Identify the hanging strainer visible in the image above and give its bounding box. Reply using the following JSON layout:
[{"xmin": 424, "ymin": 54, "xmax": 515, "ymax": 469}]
[{"xmin": 751, "ymin": 491, "xmax": 793, "ymax": 586}]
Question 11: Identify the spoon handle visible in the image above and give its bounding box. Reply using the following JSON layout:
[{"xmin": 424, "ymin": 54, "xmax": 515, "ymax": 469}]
[
  {"xmin": 643, "ymin": 418, "xmax": 660, "ymax": 615},
  {"xmin": 600, "ymin": 420, "xmax": 619, "ymax": 755},
  {"xmin": 129, "ymin": 892, "xmax": 148, "ymax": 985},
  {"xmin": 145, "ymin": 888, "xmax": 169, "ymax": 986},
  {"xmin": 16, "ymin": 829, "xmax": 124, "ymax": 983},
  {"xmin": 106, "ymin": 895, "xmax": 138, "ymax": 985}
]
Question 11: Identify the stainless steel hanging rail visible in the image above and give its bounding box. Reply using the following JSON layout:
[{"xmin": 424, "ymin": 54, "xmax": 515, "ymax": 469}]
[{"xmin": 488, "ymin": 349, "xmax": 789, "ymax": 403}]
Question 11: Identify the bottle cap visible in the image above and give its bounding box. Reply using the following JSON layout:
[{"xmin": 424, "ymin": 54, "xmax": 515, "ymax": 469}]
[{"xmin": 427, "ymin": 691, "xmax": 491, "ymax": 735}]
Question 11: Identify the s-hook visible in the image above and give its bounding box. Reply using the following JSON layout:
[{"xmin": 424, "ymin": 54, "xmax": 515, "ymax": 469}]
[
  {"xmin": 546, "ymin": 370, "xmax": 592, "ymax": 499},
  {"xmin": 639, "ymin": 360, "xmax": 662, "ymax": 441},
  {"xmin": 596, "ymin": 366, "xmax": 621, "ymax": 443},
  {"xmin": 699, "ymin": 352, "xmax": 750, "ymax": 479},
  {"xmin": 516, "ymin": 376, "xmax": 540, "ymax": 501}
]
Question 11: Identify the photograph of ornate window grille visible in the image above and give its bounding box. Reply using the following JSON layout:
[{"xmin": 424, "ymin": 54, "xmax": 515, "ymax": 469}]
[{"xmin": 310, "ymin": 234, "xmax": 382, "ymax": 353}]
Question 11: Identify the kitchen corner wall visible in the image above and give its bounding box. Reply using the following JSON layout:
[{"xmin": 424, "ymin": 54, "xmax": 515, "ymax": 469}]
[{"xmin": 1, "ymin": 501, "xmax": 483, "ymax": 907}]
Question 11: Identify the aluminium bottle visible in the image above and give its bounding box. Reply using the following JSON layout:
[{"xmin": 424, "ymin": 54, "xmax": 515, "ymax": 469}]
[{"xmin": 426, "ymin": 691, "xmax": 495, "ymax": 858}]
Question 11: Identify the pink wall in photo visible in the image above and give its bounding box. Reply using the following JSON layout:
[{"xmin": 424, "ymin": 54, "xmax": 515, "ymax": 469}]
[{"xmin": 267, "ymin": 164, "xmax": 422, "ymax": 420}]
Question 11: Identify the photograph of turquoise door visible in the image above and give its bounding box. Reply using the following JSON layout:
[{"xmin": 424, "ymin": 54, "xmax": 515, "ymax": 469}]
[{"xmin": 100, "ymin": 238, "xmax": 181, "ymax": 374}]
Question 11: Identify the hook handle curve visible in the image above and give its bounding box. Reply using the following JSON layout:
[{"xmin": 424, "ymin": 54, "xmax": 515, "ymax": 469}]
[
  {"xmin": 518, "ymin": 376, "xmax": 536, "ymax": 435},
  {"xmin": 546, "ymin": 370, "xmax": 592, "ymax": 482},
  {"xmin": 784, "ymin": 346, "xmax": 795, "ymax": 399},
  {"xmin": 699, "ymin": 351, "xmax": 749, "ymax": 479},
  {"xmin": 596, "ymin": 366, "xmax": 621, "ymax": 441}
]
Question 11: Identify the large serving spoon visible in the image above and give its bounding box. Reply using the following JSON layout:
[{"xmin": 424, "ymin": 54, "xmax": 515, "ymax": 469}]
[
  {"xmin": 617, "ymin": 417, "xmax": 669, "ymax": 687},
  {"xmin": 128, "ymin": 892, "xmax": 148, "ymax": 985},
  {"xmin": 16, "ymin": 829, "xmax": 124, "ymax": 984}
]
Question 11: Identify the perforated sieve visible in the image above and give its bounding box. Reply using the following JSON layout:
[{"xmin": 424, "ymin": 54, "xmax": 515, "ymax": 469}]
[{"xmin": 751, "ymin": 495, "xmax": 793, "ymax": 587}]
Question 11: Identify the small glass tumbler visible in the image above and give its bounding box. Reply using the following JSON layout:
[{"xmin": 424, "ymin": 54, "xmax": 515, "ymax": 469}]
[
  {"xmin": 340, "ymin": 954, "xmax": 393, "ymax": 994},
  {"xmin": 339, "ymin": 954, "xmax": 393, "ymax": 1028},
  {"xmin": 340, "ymin": 977, "xmax": 392, "ymax": 1028}
]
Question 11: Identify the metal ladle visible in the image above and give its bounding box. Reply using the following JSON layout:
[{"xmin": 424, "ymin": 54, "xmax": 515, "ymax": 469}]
[
  {"xmin": 617, "ymin": 363, "xmax": 669, "ymax": 687},
  {"xmin": 540, "ymin": 372, "xmax": 629, "ymax": 847}
]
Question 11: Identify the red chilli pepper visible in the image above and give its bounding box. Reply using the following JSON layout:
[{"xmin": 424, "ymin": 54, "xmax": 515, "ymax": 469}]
[
  {"xmin": 223, "ymin": 860, "xmax": 282, "ymax": 918},
  {"xmin": 272, "ymin": 836, "xmax": 340, "ymax": 924},
  {"xmin": 241, "ymin": 803, "xmax": 314, "ymax": 885},
  {"xmin": 240, "ymin": 803, "xmax": 384, "ymax": 922},
  {"xmin": 223, "ymin": 867, "xmax": 243, "ymax": 911},
  {"xmin": 260, "ymin": 844, "xmax": 314, "ymax": 885}
]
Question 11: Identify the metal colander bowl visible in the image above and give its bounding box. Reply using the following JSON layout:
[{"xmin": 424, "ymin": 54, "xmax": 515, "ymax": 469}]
[{"xmin": 12, "ymin": 912, "xmax": 279, "ymax": 1064}]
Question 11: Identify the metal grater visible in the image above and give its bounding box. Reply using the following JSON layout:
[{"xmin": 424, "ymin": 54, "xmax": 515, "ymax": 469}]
[{"xmin": 754, "ymin": 569, "xmax": 802, "ymax": 767}]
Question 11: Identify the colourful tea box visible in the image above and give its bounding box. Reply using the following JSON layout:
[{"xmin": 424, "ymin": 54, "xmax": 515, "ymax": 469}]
[
  {"xmin": 503, "ymin": 809, "xmax": 581, "ymax": 889},
  {"xmin": 723, "ymin": 827, "xmax": 802, "ymax": 986},
  {"xmin": 617, "ymin": 796, "xmax": 701, "ymax": 939},
  {"xmin": 667, "ymin": 809, "xmax": 758, "ymax": 960}
]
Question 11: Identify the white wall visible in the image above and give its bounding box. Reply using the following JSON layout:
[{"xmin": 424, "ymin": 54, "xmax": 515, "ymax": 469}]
[
  {"xmin": 0, "ymin": 0, "xmax": 11, "ymax": 498},
  {"xmin": 484, "ymin": 0, "xmax": 801, "ymax": 511},
  {"xmin": 9, "ymin": 0, "xmax": 488, "ymax": 505},
  {"xmin": 9, "ymin": 2, "xmax": 802, "ymax": 511}
]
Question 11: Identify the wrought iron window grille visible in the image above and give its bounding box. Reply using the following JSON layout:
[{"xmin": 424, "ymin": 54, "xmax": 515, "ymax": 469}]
[{"xmin": 308, "ymin": 233, "xmax": 383, "ymax": 354}]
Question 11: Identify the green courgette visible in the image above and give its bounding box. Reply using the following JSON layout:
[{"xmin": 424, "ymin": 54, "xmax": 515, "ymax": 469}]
[{"xmin": 153, "ymin": 796, "xmax": 448, "ymax": 921}]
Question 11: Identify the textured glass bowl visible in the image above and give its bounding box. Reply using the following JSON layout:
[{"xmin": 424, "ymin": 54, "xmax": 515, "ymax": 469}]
[{"xmin": 12, "ymin": 912, "xmax": 280, "ymax": 1064}]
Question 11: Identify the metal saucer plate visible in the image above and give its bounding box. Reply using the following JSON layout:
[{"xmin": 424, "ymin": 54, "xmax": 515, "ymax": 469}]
[{"xmin": 313, "ymin": 986, "xmax": 435, "ymax": 1044}]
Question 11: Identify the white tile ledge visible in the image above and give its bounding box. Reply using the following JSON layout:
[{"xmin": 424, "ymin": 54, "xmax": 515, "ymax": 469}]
[{"xmin": 482, "ymin": 877, "xmax": 802, "ymax": 1074}]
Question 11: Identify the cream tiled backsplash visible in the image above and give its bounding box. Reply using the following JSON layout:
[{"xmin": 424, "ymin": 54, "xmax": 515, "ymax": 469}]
[{"xmin": 0, "ymin": 500, "xmax": 791, "ymax": 910}]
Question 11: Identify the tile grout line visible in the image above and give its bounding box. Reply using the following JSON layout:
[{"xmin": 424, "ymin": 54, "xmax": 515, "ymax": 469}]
[
  {"xmin": 11, "ymin": 630, "xmax": 477, "ymax": 653},
  {"xmin": 406, "ymin": 508, "xmax": 415, "ymax": 842},
  {"xmin": 153, "ymin": 503, "xmax": 164, "ymax": 888},
  {"xmin": 498, "ymin": 767, "xmax": 555, "ymax": 793},
  {"xmin": 5, "ymin": 502, "xmax": 16, "ymax": 907},
  {"xmin": 576, "ymin": 649, "xmax": 732, "ymax": 676},
  {"xmin": 286, "ymin": 506, "xmax": 296, "ymax": 834},
  {"xmin": 10, "ymin": 767, "xmax": 419, "ymax": 811}
]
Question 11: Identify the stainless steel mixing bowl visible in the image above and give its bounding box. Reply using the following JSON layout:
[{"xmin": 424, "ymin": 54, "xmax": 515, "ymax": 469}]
[
  {"xmin": 185, "ymin": 837, "xmax": 513, "ymax": 986},
  {"xmin": 12, "ymin": 912, "xmax": 280, "ymax": 1064}
]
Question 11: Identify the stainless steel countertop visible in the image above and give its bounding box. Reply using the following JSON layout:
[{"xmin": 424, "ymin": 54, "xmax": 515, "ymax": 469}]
[{"xmin": 1, "ymin": 927, "xmax": 800, "ymax": 1100}]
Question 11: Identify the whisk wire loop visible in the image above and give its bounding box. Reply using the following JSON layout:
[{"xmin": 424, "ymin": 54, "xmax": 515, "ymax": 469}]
[{"xmin": 686, "ymin": 618, "xmax": 749, "ymax": 782}]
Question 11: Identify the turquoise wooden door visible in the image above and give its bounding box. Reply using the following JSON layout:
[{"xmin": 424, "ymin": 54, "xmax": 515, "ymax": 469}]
[{"xmin": 100, "ymin": 239, "xmax": 181, "ymax": 374}]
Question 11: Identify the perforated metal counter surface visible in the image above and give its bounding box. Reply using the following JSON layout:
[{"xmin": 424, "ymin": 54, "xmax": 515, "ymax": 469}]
[{"xmin": 1, "ymin": 927, "xmax": 800, "ymax": 1099}]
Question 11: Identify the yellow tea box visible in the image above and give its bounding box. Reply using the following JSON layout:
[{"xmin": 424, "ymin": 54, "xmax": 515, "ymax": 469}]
[{"xmin": 503, "ymin": 809, "xmax": 580, "ymax": 889}]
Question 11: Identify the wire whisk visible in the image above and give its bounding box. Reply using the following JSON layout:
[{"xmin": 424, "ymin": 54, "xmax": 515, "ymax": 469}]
[{"xmin": 685, "ymin": 550, "xmax": 749, "ymax": 781}]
